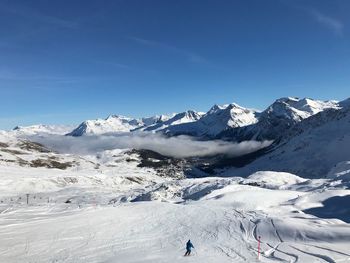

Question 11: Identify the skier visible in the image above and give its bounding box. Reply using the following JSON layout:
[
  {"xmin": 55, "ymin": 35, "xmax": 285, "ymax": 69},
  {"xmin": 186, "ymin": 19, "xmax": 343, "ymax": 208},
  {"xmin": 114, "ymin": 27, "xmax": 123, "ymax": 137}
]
[{"xmin": 184, "ymin": 239, "xmax": 194, "ymax": 256}]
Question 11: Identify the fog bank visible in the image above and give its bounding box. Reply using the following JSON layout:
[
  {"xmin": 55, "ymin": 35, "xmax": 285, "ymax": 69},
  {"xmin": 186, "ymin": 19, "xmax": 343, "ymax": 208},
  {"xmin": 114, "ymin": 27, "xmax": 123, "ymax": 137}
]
[{"xmin": 30, "ymin": 133, "xmax": 272, "ymax": 158}]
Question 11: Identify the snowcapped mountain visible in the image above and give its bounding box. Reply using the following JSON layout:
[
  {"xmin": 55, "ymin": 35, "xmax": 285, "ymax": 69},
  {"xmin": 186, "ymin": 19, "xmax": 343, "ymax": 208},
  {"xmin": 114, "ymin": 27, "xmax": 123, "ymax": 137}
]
[
  {"xmin": 163, "ymin": 103, "xmax": 259, "ymax": 137},
  {"xmin": 11, "ymin": 124, "xmax": 75, "ymax": 136},
  {"xmin": 143, "ymin": 110, "xmax": 204, "ymax": 132},
  {"xmin": 141, "ymin": 114, "xmax": 172, "ymax": 126},
  {"xmin": 65, "ymin": 97, "xmax": 340, "ymax": 140},
  {"xmin": 67, "ymin": 115, "xmax": 144, "ymax": 136},
  {"xmin": 218, "ymin": 97, "xmax": 340, "ymax": 141},
  {"xmin": 260, "ymin": 97, "xmax": 339, "ymax": 123},
  {"xmin": 9, "ymin": 97, "xmax": 342, "ymax": 144},
  {"xmin": 67, "ymin": 114, "xmax": 176, "ymax": 136},
  {"xmin": 220, "ymin": 98, "xmax": 350, "ymax": 178}
]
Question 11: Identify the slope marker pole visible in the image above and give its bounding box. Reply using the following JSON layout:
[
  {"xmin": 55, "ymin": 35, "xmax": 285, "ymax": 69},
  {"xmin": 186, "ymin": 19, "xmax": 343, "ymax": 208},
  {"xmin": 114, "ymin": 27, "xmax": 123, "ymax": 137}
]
[{"xmin": 258, "ymin": 235, "xmax": 261, "ymax": 260}]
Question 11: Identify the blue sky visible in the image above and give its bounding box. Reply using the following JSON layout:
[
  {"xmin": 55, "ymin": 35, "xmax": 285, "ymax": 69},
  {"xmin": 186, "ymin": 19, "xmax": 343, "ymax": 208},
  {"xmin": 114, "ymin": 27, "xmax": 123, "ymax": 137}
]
[{"xmin": 0, "ymin": 0, "xmax": 349, "ymax": 130}]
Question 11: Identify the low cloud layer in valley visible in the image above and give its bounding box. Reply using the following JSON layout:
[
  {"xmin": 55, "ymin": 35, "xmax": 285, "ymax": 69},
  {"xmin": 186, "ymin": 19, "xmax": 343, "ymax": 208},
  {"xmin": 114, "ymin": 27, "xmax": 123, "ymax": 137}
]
[{"xmin": 29, "ymin": 133, "xmax": 272, "ymax": 158}]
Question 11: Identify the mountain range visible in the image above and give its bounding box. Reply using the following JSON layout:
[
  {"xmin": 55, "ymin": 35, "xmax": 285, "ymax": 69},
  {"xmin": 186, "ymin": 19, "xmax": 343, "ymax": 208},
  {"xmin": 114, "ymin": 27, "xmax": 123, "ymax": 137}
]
[
  {"xmin": 65, "ymin": 97, "xmax": 341, "ymax": 142},
  {"xmin": 5, "ymin": 96, "xmax": 350, "ymax": 179},
  {"xmin": 220, "ymin": 98, "xmax": 350, "ymax": 178}
]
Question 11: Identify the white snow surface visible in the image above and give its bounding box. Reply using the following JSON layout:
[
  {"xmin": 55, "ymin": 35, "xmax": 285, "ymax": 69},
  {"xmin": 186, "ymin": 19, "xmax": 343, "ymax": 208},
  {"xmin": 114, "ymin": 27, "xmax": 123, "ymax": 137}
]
[
  {"xmin": 0, "ymin": 134, "xmax": 350, "ymax": 262},
  {"xmin": 263, "ymin": 97, "xmax": 339, "ymax": 121},
  {"xmin": 10, "ymin": 124, "xmax": 75, "ymax": 135},
  {"xmin": 0, "ymin": 167, "xmax": 349, "ymax": 263},
  {"xmin": 68, "ymin": 115, "xmax": 144, "ymax": 136},
  {"xmin": 246, "ymin": 171, "xmax": 307, "ymax": 189},
  {"xmin": 68, "ymin": 114, "xmax": 177, "ymax": 136},
  {"xmin": 327, "ymin": 161, "xmax": 350, "ymax": 180},
  {"xmin": 164, "ymin": 103, "xmax": 259, "ymax": 137},
  {"xmin": 143, "ymin": 110, "xmax": 204, "ymax": 132}
]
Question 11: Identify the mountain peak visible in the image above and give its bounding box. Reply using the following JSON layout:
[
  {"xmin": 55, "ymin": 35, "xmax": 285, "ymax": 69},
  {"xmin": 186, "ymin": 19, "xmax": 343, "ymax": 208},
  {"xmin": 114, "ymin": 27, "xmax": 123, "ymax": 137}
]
[
  {"xmin": 266, "ymin": 97, "xmax": 339, "ymax": 119},
  {"xmin": 208, "ymin": 102, "xmax": 244, "ymax": 114},
  {"xmin": 105, "ymin": 115, "xmax": 131, "ymax": 121},
  {"xmin": 67, "ymin": 116, "xmax": 143, "ymax": 136},
  {"xmin": 12, "ymin": 124, "xmax": 74, "ymax": 135},
  {"xmin": 208, "ymin": 104, "xmax": 224, "ymax": 113}
]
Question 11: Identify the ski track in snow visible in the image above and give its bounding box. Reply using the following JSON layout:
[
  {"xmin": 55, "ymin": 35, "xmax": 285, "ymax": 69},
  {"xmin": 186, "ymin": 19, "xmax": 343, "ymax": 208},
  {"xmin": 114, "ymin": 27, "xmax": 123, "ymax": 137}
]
[{"xmin": 0, "ymin": 200, "xmax": 349, "ymax": 263}]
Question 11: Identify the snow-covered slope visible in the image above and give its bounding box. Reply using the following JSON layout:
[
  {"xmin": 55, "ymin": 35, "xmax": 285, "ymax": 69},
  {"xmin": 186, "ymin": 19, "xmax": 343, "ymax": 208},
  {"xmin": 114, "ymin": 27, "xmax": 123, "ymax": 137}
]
[
  {"xmin": 327, "ymin": 161, "xmax": 350, "ymax": 181},
  {"xmin": 11, "ymin": 124, "xmax": 75, "ymax": 136},
  {"xmin": 245, "ymin": 171, "xmax": 307, "ymax": 189},
  {"xmin": 163, "ymin": 103, "xmax": 259, "ymax": 137},
  {"xmin": 221, "ymin": 98, "xmax": 350, "ymax": 178},
  {"xmin": 260, "ymin": 97, "xmax": 338, "ymax": 124},
  {"xmin": 1, "ymin": 166, "xmax": 350, "ymax": 262},
  {"xmin": 143, "ymin": 110, "xmax": 204, "ymax": 132},
  {"xmin": 218, "ymin": 97, "xmax": 340, "ymax": 141},
  {"xmin": 141, "ymin": 114, "xmax": 173, "ymax": 127},
  {"xmin": 67, "ymin": 115, "xmax": 144, "ymax": 136},
  {"xmin": 0, "ymin": 132, "xmax": 98, "ymax": 170},
  {"xmin": 67, "ymin": 114, "xmax": 176, "ymax": 136}
]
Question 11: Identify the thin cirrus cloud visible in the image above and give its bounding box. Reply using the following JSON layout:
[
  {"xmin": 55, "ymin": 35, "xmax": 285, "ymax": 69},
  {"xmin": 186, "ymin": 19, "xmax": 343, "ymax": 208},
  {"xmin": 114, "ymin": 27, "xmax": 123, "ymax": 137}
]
[
  {"xmin": 0, "ymin": 2, "xmax": 79, "ymax": 49},
  {"xmin": 280, "ymin": 1, "xmax": 345, "ymax": 36},
  {"xmin": 0, "ymin": 69, "xmax": 81, "ymax": 84},
  {"xmin": 96, "ymin": 61, "xmax": 159, "ymax": 75},
  {"xmin": 128, "ymin": 36, "xmax": 209, "ymax": 65},
  {"xmin": 0, "ymin": 2, "xmax": 78, "ymax": 29},
  {"xmin": 309, "ymin": 8, "xmax": 344, "ymax": 36}
]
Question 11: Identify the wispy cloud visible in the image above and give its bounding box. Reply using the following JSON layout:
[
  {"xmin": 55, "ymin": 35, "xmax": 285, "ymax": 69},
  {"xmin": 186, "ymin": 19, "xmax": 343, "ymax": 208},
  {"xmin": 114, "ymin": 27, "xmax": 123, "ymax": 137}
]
[
  {"xmin": 128, "ymin": 36, "xmax": 209, "ymax": 65},
  {"xmin": 96, "ymin": 61, "xmax": 158, "ymax": 75},
  {"xmin": 0, "ymin": 2, "xmax": 79, "ymax": 50},
  {"xmin": 103, "ymin": 62, "xmax": 131, "ymax": 70},
  {"xmin": 282, "ymin": 1, "xmax": 345, "ymax": 36},
  {"xmin": 308, "ymin": 8, "xmax": 344, "ymax": 36},
  {"xmin": 0, "ymin": 2, "xmax": 78, "ymax": 29},
  {"xmin": 0, "ymin": 69, "xmax": 79, "ymax": 83}
]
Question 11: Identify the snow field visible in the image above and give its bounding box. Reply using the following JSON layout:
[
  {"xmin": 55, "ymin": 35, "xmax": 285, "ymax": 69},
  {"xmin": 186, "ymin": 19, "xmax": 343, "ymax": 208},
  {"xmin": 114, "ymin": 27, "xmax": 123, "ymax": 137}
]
[{"xmin": 0, "ymin": 168, "xmax": 350, "ymax": 262}]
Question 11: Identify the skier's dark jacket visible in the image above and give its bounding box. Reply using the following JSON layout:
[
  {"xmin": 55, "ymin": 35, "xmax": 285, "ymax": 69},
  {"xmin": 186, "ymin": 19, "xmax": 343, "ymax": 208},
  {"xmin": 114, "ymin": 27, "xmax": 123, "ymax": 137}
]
[{"xmin": 186, "ymin": 240, "xmax": 194, "ymax": 251}]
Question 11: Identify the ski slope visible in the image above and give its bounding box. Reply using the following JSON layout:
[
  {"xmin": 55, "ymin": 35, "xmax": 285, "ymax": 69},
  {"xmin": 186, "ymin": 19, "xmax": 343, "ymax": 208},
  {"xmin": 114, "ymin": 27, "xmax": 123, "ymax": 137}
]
[{"xmin": 0, "ymin": 166, "xmax": 349, "ymax": 263}]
